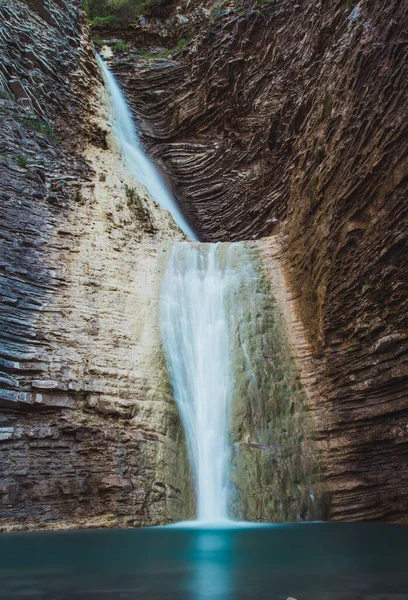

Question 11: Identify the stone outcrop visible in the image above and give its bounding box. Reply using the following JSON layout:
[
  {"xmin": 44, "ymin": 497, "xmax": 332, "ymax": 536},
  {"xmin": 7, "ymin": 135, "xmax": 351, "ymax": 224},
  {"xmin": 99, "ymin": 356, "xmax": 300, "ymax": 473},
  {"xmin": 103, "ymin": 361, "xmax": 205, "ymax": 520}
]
[
  {"xmin": 0, "ymin": 0, "xmax": 191, "ymax": 531},
  {"xmin": 99, "ymin": 0, "xmax": 408, "ymax": 521}
]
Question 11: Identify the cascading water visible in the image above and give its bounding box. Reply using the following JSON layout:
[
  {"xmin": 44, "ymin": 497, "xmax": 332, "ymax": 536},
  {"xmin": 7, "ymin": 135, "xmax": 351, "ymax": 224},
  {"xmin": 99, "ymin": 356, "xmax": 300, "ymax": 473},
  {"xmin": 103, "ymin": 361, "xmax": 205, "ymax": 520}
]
[
  {"xmin": 96, "ymin": 54, "xmax": 240, "ymax": 521},
  {"xmin": 97, "ymin": 57, "xmax": 321, "ymax": 525},
  {"xmin": 96, "ymin": 54, "xmax": 196, "ymax": 240},
  {"xmin": 160, "ymin": 242, "xmax": 252, "ymax": 522}
]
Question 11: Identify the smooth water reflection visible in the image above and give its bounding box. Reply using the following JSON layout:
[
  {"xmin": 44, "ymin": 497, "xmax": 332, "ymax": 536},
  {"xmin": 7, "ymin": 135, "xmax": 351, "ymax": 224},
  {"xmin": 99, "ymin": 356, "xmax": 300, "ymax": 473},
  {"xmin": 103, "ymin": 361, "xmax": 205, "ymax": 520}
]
[
  {"xmin": 1, "ymin": 523, "xmax": 408, "ymax": 599},
  {"xmin": 193, "ymin": 530, "xmax": 232, "ymax": 600}
]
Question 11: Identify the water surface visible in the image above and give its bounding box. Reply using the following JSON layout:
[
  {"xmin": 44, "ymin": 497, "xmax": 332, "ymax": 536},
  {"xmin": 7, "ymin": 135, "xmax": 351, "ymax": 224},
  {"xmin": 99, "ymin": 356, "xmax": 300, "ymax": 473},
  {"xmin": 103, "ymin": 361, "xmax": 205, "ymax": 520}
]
[{"xmin": 1, "ymin": 523, "xmax": 408, "ymax": 599}]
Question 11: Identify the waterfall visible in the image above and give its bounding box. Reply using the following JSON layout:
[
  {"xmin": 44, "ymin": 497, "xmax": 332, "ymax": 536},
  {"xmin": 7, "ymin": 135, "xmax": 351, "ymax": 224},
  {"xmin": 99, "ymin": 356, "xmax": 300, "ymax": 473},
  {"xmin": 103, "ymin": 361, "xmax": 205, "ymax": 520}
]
[
  {"xmin": 96, "ymin": 57, "xmax": 320, "ymax": 525},
  {"xmin": 96, "ymin": 54, "xmax": 196, "ymax": 240},
  {"xmin": 160, "ymin": 242, "xmax": 250, "ymax": 522}
]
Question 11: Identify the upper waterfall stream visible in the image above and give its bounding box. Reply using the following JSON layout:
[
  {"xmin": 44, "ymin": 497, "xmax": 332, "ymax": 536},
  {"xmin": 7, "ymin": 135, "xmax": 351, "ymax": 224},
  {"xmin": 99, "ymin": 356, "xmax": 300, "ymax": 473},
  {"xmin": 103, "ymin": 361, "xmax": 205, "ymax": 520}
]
[{"xmin": 97, "ymin": 54, "xmax": 196, "ymax": 239}]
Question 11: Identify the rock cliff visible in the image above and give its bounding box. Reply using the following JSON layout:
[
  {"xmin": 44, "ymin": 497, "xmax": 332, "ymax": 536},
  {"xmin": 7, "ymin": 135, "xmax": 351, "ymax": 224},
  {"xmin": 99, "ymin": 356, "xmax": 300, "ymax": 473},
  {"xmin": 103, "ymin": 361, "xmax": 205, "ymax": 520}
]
[
  {"xmin": 0, "ymin": 0, "xmax": 191, "ymax": 531},
  {"xmin": 1, "ymin": 0, "xmax": 407, "ymax": 528},
  {"xmin": 97, "ymin": 0, "xmax": 408, "ymax": 521}
]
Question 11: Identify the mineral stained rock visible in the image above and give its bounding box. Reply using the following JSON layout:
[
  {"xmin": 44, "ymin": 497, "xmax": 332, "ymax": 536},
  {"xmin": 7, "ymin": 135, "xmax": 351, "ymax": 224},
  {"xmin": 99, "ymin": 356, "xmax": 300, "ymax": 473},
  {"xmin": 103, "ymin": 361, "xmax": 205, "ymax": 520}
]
[{"xmin": 105, "ymin": 0, "xmax": 408, "ymax": 522}]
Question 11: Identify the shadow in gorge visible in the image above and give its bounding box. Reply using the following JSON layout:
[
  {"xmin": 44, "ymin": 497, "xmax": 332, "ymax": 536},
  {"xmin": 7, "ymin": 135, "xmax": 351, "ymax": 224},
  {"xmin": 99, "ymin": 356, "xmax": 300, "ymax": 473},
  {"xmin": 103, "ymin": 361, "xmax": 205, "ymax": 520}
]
[{"xmin": 1, "ymin": 523, "xmax": 408, "ymax": 599}]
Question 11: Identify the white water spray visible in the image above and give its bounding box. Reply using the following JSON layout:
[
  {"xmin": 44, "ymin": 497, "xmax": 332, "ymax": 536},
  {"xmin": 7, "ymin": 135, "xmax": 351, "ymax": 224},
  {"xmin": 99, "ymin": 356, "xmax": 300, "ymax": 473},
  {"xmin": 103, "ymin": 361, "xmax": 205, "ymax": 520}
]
[
  {"xmin": 96, "ymin": 54, "xmax": 196, "ymax": 239},
  {"xmin": 160, "ymin": 243, "xmax": 249, "ymax": 522}
]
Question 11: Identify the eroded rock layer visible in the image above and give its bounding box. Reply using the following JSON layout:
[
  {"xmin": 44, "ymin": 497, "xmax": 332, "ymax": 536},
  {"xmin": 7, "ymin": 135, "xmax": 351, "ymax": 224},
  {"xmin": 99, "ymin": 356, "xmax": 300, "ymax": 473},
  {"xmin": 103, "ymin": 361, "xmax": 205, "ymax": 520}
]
[
  {"xmin": 0, "ymin": 0, "xmax": 191, "ymax": 531},
  {"xmin": 103, "ymin": 0, "xmax": 408, "ymax": 521}
]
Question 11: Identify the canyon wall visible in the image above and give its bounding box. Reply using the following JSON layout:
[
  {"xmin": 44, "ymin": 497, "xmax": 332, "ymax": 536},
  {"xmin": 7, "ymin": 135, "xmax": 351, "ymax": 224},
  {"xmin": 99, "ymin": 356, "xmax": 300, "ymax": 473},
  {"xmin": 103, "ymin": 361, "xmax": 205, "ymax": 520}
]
[
  {"xmin": 1, "ymin": 0, "xmax": 407, "ymax": 528},
  {"xmin": 100, "ymin": 0, "xmax": 408, "ymax": 521},
  {"xmin": 0, "ymin": 0, "xmax": 191, "ymax": 531}
]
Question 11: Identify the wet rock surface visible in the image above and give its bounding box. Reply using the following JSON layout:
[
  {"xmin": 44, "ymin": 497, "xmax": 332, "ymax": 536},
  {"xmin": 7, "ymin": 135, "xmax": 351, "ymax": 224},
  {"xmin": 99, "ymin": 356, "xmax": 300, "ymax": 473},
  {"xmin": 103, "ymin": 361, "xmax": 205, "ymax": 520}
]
[{"xmin": 104, "ymin": 0, "xmax": 408, "ymax": 521}]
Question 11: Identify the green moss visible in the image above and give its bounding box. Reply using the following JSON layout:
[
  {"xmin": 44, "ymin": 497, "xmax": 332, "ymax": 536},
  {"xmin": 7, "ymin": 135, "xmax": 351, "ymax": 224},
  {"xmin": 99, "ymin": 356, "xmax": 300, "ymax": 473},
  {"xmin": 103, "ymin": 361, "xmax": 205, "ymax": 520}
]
[
  {"xmin": 139, "ymin": 50, "xmax": 173, "ymax": 60},
  {"xmin": 85, "ymin": 0, "xmax": 154, "ymax": 24},
  {"xmin": 16, "ymin": 155, "xmax": 29, "ymax": 168},
  {"xmin": 138, "ymin": 37, "xmax": 191, "ymax": 60},
  {"xmin": 226, "ymin": 244, "xmax": 326, "ymax": 522},
  {"xmin": 112, "ymin": 41, "xmax": 130, "ymax": 54},
  {"xmin": 88, "ymin": 15, "xmax": 121, "ymax": 25},
  {"xmin": 176, "ymin": 38, "xmax": 188, "ymax": 50},
  {"xmin": 138, "ymin": 50, "xmax": 156, "ymax": 59},
  {"xmin": 23, "ymin": 117, "xmax": 55, "ymax": 140}
]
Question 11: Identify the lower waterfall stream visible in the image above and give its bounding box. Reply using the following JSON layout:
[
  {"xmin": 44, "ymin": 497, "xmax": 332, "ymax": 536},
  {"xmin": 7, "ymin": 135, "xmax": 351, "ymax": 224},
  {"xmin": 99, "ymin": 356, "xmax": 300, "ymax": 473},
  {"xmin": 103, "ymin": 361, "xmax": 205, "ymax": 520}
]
[{"xmin": 160, "ymin": 243, "xmax": 251, "ymax": 523}]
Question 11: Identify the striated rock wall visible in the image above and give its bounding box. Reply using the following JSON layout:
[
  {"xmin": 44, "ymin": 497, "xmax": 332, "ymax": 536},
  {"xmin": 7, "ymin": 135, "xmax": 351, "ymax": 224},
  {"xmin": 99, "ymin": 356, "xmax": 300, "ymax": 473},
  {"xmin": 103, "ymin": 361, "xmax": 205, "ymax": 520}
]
[
  {"xmin": 0, "ymin": 0, "xmax": 191, "ymax": 531},
  {"xmin": 1, "ymin": 0, "xmax": 407, "ymax": 527},
  {"xmin": 103, "ymin": 0, "xmax": 408, "ymax": 521},
  {"xmin": 284, "ymin": 1, "xmax": 408, "ymax": 520}
]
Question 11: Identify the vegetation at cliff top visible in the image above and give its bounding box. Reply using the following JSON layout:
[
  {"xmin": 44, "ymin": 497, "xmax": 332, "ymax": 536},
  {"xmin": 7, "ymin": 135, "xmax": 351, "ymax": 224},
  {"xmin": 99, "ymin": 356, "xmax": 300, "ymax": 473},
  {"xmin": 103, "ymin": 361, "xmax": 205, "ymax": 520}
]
[{"xmin": 83, "ymin": 0, "xmax": 162, "ymax": 23}]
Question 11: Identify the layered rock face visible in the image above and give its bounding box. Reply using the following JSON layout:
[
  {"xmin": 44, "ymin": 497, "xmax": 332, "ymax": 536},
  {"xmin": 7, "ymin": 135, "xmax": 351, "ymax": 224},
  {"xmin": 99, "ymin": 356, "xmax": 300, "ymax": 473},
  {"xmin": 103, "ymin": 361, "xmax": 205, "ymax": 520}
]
[
  {"xmin": 0, "ymin": 0, "xmax": 190, "ymax": 531},
  {"xmin": 101, "ymin": 0, "xmax": 408, "ymax": 521},
  {"xmin": 1, "ymin": 0, "xmax": 407, "ymax": 529}
]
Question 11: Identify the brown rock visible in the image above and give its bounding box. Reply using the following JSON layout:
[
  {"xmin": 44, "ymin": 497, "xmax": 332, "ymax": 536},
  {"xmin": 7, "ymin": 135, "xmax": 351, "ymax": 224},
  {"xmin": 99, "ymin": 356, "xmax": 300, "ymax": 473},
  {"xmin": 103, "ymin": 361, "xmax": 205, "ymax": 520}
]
[{"xmin": 106, "ymin": 0, "xmax": 408, "ymax": 521}]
